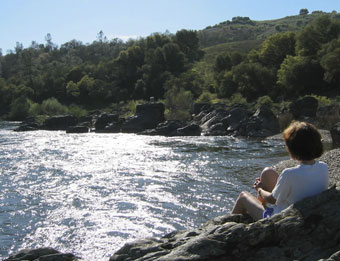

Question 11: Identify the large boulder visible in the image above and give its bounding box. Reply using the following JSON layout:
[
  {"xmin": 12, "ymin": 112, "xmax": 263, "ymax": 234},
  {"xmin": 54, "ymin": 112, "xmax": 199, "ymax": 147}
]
[
  {"xmin": 4, "ymin": 247, "xmax": 78, "ymax": 260},
  {"xmin": 331, "ymin": 122, "xmax": 340, "ymax": 145},
  {"xmin": 192, "ymin": 103, "xmax": 212, "ymax": 115},
  {"xmin": 176, "ymin": 124, "xmax": 201, "ymax": 136},
  {"xmin": 317, "ymin": 104, "xmax": 340, "ymax": 130},
  {"xmin": 154, "ymin": 120, "xmax": 186, "ymax": 136},
  {"xmin": 122, "ymin": 103, "xmax": 165, "ymax": 133},
  {"xmin": 237, "ymin": 106, "xmax": 280, "ymax": 137},
  {"xmin": 14, "ymin": 117, "xmax": 40, "ymax": 132},
  {"xmin": 200, "ymin": 109, "xmax": 230, "ymax": 136},
  {"xmin": 224, "ymin": 107, "xmax": 249, "ymax": 132},
  {"xmin": 142, "ymin": 121, "xmax": 201, "ymax": 136},
  {"xmin": 42, "ymin": 115, "xmax": 78, "ymax": 131},
  {"xmin": 111, "ymin": 188, "xmax": 340, "ymax": 261},
  {"xmin": 94, "ymin": 113, "xmax": 120, "ymax": 133},
  {"xmin": 289, "ymin": 96, "xmax": 318, "ymax": 119},
  {"xmin": 66, "ymin": 125, "xmax": 89, "ymax": 133}
]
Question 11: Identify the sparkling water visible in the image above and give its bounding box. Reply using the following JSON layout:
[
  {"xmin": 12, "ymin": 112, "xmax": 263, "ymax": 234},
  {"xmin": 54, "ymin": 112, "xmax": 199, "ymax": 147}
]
[{"xmin": 0, "ymin": 121, "xmax": 288, "ymax": 260}]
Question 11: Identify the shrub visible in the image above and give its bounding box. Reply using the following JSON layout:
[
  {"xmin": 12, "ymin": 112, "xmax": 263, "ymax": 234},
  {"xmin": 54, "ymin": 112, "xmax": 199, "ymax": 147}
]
[
  {"xmin": 123, "ymin": 100, "xmax": 143, "ymax": 117},
  {"xmin": 41, "ymin": 97, "xmax": 68, "ymax": 116},
  {"xmin": 310, "ymin": 95, "xmax": 332, "ymax": 106},
  {"xmin": 256, "ymin": 95, "xmax": 274, "ymax": 108},
  {"xmin": 229, "ymin": 93, "xmax": 247, "ymax": 106},
  {"xmin": 195, "ymin": 91, "xmax": 216, "ymax": 103},
  {"xmin": 28, "ymin": 101, "xmax": 42, "ymax": 117},
  {"xmin": 68, "ymin": 104, "xmax": 87, "ymax": 118},
  {"xmin": 165, "ymin": 87, "xmax": 193, "ymax": 121},
  {"xmin": 9, "ymin": 96, "xmax": 30, "ymax": 120}
]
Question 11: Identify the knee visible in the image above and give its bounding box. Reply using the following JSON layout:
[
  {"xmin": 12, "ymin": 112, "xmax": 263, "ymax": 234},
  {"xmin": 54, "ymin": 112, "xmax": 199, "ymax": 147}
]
[
  {"xmin": 261, "ymin": 167, "xmax": 277, "ymax": 180},
  {"xmin": 238, "ymin": 191, "xmax": 251, "ymax": 201}
]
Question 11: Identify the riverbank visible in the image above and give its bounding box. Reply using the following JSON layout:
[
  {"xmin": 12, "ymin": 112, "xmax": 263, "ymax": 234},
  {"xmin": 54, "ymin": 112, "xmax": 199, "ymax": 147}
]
[
  {"xmin": 5, "ymin": 148, "xmax": 340, "ymax": 260},
  {"xmin": 109, "ymin": 148, "xmax": 340, "ymax": 261}
]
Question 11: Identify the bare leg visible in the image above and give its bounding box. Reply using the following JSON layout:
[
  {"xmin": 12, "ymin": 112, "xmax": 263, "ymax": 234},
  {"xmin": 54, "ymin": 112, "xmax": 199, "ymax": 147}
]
[
  {"xmin": 231, "ymin": 167, "xmax": 279, "ymax": 221},
  {"xmin": 260, "ymin": 167, "xmax": 279, "ymax": 192},
  {"xmin": 231, "ymin": 191, "xmax": 264, "ymax": 221},
  {"xmin": 256, "ymin": 167, "xmax": 279, "ymax": 204}
]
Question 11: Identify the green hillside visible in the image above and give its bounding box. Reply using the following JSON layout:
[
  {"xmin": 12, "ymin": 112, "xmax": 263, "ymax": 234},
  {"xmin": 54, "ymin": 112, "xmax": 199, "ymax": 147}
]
[
  {"xmin": 198, "ymin": 11, "xmax": 340, "ymax": 66},
  {"xmin": 199, "ymin": 11, "xmax": 338, "ymax": 48},
  {"xmin": 194, "ymin": 10, "xmax": 340, "ymax": 85}
]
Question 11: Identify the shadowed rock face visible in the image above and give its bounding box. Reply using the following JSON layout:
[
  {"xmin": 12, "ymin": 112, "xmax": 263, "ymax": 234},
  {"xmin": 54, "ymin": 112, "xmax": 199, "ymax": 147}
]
[
  {"xmin": 4, "ymin": 247, "xmax": 78, "ymax": 261},
  {"xmin": 122, "ymin": 103, "xmax": 165, "ymax": 133},
  {"xmin": 289, "ymin": 96, "xmax": 318, "ymax": 119},
  {"xmin": 42, "ymin": 115, "xmax": 78, "ymax": 131},
  {"xmin": 331, "ymin": 122, "xmax": 340, "ymax": 145},
  {"xmin": 110, "ymin": 149, "xmax": 340, "ymax": 261}
]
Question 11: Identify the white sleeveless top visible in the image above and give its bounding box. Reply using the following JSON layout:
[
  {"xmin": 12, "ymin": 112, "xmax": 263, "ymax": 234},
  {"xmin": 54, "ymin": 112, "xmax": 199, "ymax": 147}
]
[{"xmin": 271, "ymin": 161, "xmax": 329, "ymax": 214}]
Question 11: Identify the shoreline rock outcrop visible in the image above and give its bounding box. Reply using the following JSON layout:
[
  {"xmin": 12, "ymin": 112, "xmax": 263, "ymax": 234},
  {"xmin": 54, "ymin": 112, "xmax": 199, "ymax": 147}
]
[
  {"xmin": 11, "ymin": 97, "xmax": 340, "ymax": 141},
  {"xmin": 4, "ymin": 247, "xmax": 78, "ymax": 261},
  {"xmin": 108, "ymin": 148, "xmax": 340, "ymax": 261}
]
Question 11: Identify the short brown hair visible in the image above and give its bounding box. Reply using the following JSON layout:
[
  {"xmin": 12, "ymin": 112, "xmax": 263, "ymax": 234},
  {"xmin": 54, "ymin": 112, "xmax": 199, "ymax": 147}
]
[{"xmin": 283, "ymin": 121, "xmax": 323, "ymax": 161}]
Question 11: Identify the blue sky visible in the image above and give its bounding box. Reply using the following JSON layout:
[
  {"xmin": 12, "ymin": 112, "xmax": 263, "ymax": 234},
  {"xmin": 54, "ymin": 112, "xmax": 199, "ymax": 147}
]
[{"xmin": 1, "ymin": 0, "xmax": 340, "ymax": 53}]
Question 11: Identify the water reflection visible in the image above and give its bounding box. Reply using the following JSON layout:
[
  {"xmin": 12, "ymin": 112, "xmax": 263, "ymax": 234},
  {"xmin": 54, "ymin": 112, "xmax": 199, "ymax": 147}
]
[{"xmin": 0, "ymin": 123, "xmax": 288, "ymax": 260}]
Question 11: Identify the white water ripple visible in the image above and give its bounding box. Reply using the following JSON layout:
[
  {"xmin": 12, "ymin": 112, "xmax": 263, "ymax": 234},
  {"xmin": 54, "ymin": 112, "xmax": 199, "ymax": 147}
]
[{"xmin": 0, "ymin": 122, "xmax": 288, "ymax": 260}]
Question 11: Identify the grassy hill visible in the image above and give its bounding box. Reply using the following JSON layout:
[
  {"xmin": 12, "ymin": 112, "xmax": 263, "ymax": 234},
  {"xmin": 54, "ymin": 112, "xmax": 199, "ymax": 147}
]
[{"xmin": 195, "ymin": 11, "xmax": 340, "ymax": 76}]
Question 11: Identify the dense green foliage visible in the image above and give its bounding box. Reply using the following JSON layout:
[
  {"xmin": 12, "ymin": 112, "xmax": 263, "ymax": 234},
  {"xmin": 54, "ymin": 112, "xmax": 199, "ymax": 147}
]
[
  {"xmin": 1, "ymin": 12, "xmax": 340, "ymax": 121},
  {"xmin": 213, "ymin": 15, "xmax": 340, "ymax": 102},
  {"xmin": 0, "ymin": 30, "xmax": 203, "ymax": 119}
]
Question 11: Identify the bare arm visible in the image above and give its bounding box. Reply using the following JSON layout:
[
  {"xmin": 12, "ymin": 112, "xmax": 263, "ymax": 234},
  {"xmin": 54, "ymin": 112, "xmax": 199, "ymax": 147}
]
[{"xmin": 258, "ymin": 188, "xmax": 276, "ymax": 204}]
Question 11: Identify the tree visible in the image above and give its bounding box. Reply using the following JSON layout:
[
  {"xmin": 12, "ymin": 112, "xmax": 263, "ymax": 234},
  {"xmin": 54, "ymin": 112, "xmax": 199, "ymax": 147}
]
[
  {"xmin": 164, "ymin": 85, "xmax": 193, "ymax": 121},
  {"xmin": 258, "ymin": 32, "xmax": 296, "ymax": 68},
  {"xmin": 320, "ymin": 37, "xmax": 340, "ymax": 86},
  {"xmin": 299, "ymin": 9, "xmax": 309, "ymax": 15},
  {"xmin": 296, "ymin": 15, "xmax": 340, "ymax": 56},
  {"xmin": 175, "ymin": 29, "xmax": 203, "ymax": 62},
  {"xmin": 217, "ymin": 71, "xmax": 238, "ymax": 98},
  {"xmin": 77, "ymin": 75, "xmax": 95, "ymax": 103},
  {"xmin": 277, "ymin": 56, "xmax": 325, "ymax": 97},
  {"xmin": 214, "ymin": 53, "xmax": 232, "ymax": 72},
  {"xmin": 231, "ymin": 62, "xmax": 276, "ymax": 101},
  {"xmin": 162, "ymin": 43, "xmax": 186, "ymax": 74},
  {"xmin": 66, "ymin": 81, "xmax": 80, "ymax": 100},
  {"xmin": 15, "ymin": 42, "xmax": 24, "ymax": 54},
  {"xmin": 9, "ymin": 96, "xmax": 30, "ymax": 120},
  {"xmin": 45, "ymin": 33, "xmax": 54, "ymax": 52},
  {"xmin": 96, "ymin": 30, "xmax": 107, "ymax": 43}
]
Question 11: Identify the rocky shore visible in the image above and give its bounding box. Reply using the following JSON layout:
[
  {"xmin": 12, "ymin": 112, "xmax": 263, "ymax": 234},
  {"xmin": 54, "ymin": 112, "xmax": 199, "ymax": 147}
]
[
  {"xmin": 12, "ymin": 96, "xmax": 340, "ymax": 144},
  {"xmin": 109, "ymin": 148, "xmax": 340, "ymax": 261},
  {"xmin": 4, "ymin": 95, "xmax": 340, "ymax": 260},
  {"xmin": 4, "ymin": 148, "xmax": 340, "ymax": 261}
]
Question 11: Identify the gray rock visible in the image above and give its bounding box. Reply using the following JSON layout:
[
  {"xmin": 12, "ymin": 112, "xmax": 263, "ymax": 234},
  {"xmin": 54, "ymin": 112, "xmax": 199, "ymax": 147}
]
[
  {"xmin": 42, "ymin": 115, "xmax": 78, "ymax": 131},
  {"xmin": 95, "ymin": 113, "xmax": 120, "ymax": 132},
  {"xmin": 237, "ymin": 106, "xmax": 280, "ymax": 137},
  {"xmin": 176, "ymin": 124, "xmax": 201, "ymax": 136},
  {"xmin": 66, "ymin": 125, "xmax": 89, "ymax": 133},
  {"xmin": 154, "ymin": 120, "xmax": 186, "ymax": 136},
  {"xmin": 331, "ymin": 122, "xmax": 340, "ymax": 145},
  {"xmin": 193, "ymin": 103, "xmax": 212, "ymax": 115},
  {"xmin": 14, "ymin": 117, "xmax": 40, "ymax": 132},
  {"xmin": 4, "ymin": 248, "xmax": 78, "ymax": 261},
  {"xmin": 122, "ymin": 103, "xmax": 165, "ymax": 133},
  {"xmin": 224, "ymin": 107, "xmax": 249, "ymax": 131},
  {"xmin": 289, "ymin": 96, "xmax": 318, "ymax": 119},
  {"xmin": 317, "ymin": 104, "xmax": 340, "ymax": 130}
]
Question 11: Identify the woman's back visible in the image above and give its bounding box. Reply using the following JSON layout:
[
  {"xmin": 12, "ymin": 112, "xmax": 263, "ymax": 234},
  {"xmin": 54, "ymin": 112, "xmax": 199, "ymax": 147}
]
[{"xmin": 272, "ymin": 161, "xmax": 329, "ymax": 213}]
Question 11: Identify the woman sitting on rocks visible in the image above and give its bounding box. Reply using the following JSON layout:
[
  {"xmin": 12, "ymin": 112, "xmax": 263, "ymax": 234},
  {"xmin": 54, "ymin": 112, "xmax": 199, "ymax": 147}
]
[{"xmin": 231, "ymin": 121, "xmax": 329, "ymax": 221}]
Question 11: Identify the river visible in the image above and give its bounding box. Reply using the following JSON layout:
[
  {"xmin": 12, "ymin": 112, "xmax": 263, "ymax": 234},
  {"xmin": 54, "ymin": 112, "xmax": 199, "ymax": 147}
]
[{"xmin": 0, "ymin": 121, "xmax": 289, "ymax": 260}]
